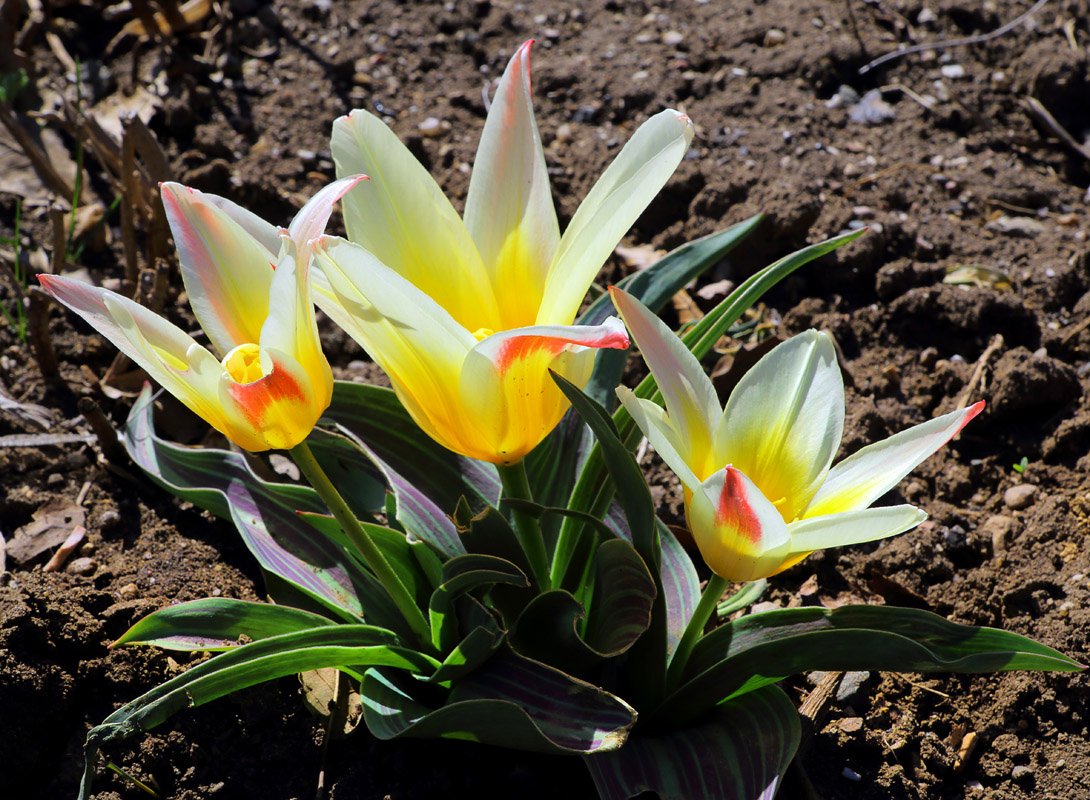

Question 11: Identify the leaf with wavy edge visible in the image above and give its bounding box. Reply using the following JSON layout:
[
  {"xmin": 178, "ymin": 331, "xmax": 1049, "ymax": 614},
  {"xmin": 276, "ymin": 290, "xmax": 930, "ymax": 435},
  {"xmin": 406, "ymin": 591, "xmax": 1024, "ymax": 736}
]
[
  {"xmin": 585, "ymin": 685, "xmax": 799, "ymax": 800},
  {"xmin": 656, "ymin": 605, "xmax": 1085, "ymax": 729},
  {"xmin": 361, "ymin": 646, "xmax": 635, "ymax": 755}
]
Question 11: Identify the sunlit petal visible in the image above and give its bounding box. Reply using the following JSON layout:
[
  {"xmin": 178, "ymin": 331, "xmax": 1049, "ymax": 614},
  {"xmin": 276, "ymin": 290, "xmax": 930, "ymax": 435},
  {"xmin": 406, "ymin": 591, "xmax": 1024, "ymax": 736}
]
[
  {"xmin": 160, "ymin": 182, "xmax": 277, "ymax": 356},
  {"xmin": 460, "ymin": 318, "xmax": 630, "ymax": 464},
  {"xmin": 688, "ymin": 466, "xmax": 791, "ymax": 582},
  {"xmin": 286, "ymin": 173, "xmax": 368, "ymax": 271},
  {"xmin": 311, "ymin": 236, "xmax": 484, "ymax": 452},
  {"xmin": 802, "ymin": 401, "xmax": 985, "ymax": 518},
  {"xmin": 785, "ymin": 504, "xmax": 927, "ymax": 555},
  {"xmin": 611, "ymin": 287, "xmax": 720, "ymax": 480},
  {"xmin": 616, "ymin": 388, "xmax": 701, "ymax": 492},
  {"xmin": 538, "ymin": 109, "xmax": 694, "ymax": 325},
  {"xmin": 330, "ymin": 110, "xmax": 500, "ymax": 331},
  {"xmin": 717, "ymin": 331, "xmax": 844, "ymax": 521},
  {"xmin": 464, "ymin": 40, "xmax": 559, "ymax": 330}
]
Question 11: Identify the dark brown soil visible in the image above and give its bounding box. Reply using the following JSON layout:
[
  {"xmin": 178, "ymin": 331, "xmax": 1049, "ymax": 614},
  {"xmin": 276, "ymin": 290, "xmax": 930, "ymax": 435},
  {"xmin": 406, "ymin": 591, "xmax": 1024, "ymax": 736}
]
[{"xmin": 2, "ymin": 1, "xmax": 1088, "ymax": 798}]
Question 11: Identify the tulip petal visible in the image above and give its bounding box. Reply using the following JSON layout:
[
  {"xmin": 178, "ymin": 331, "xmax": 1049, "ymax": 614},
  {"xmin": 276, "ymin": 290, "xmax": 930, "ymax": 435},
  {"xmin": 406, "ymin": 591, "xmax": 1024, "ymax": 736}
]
[
  {"xmin": 258, "ymin": 245, "xmax": 332, "ymax": 411},
  {"xmin": 311, "ymin": 236, "xmax": 487, "ymax": 453},
  {"xmin": 717, "ymin": 331, "xmax": 844, "ymax": 522},
  {"xmin": 687, "ymin": 466, "xmax": 791, "ymax": 582},
  {"xmin": 801, "ymin": 401, "xmax": 985, "ymax": 518},
  {"xmin": 39, "ymin": 274, "xmax": 231, "ymax": 434},
  {"xmin": 460, "ymin": 318, "xmax": 630, "ymax": 464},
  {"xmin": 463, "ymin": 40, "xmax": 560, "ymax": 331},
  {"xmin": 330, "ymin": 110, "xmax": 501, "ymax": 332},
  {"xmin": 611, "ymin": 287, "xmax": 721, "ymax": 480},
  {"xmin": 286, "ymin": 174, "xmax": 368, "ymax": 271},
  {"xmin": 219, "ymin": 346, "xmax": 323, "ymax": 451},
  {"xmin": 538, "ymin": 109, "xmax": 694, "ymax": 325},
  {"xmin": 786, "ymin": 504, "xmax": 927, "ymax": 556},
  {"xmin": 615, "ymin": 388, "xmax": 701, "ymax": 492},
  {"xmin": 161, "ymin": 183, "xmax": 278, "ymax": 356}
]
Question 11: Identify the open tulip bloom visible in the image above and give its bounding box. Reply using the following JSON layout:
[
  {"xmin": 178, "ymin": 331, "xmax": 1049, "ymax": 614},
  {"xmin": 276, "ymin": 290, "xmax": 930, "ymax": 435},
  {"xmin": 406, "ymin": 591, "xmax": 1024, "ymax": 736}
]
[
  {"xmin": 39, "ymin": 176, "xmax": 365, "ymax": 451},
  {"xmin": 611, "ymin": 288, "xmax": 985, "ymax": 582},
  {"xmin": 310, "ymin": 40, "xmax": 694, "ymax": 464}
]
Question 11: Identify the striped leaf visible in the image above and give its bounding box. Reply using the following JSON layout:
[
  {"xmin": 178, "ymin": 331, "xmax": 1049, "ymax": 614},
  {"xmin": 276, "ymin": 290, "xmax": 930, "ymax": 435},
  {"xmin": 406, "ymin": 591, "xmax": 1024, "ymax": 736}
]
[
  {"xmin": 657, "ymin": 605, "xmax": 1085, "ymax": 729},
  {"xmin": 124, "ymin": 386, "xmax": 368, "ymax": 621},
  {"xmin": 585, "ymin": 685, "xmax": 799, "ymax": 800},
  {"xmin": 80, "ymin": 625, "xmax": 438, "ymax": 800},
  {"xmin": 112, "ymin": 598, "xmax": 335, "ymax": 650},
  {"xmin": 584, "ymin": 539, "xmax": 656, "ymax": 657},
  {"xmin": 361, "ymin": 646, "xmax": 636, "ymax": 755},
  {"xmin": 323, "ymin": 380, "xmax": 501, "ymax": 557}
]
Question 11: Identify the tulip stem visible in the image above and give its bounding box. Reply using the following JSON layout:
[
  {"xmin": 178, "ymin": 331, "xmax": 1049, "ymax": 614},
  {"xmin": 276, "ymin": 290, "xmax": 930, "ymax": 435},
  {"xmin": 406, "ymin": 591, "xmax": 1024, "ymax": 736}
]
[
  {"xmin": 495, "ymin": 460, "xmax": 550, "ymax": 589},
  {"xmin": 666, "ymin": 573, "xmax": 729, "ymax": 692},
  {"xmin": 291, "ymin": 441, "xmax": 433, "ymax": 651}
]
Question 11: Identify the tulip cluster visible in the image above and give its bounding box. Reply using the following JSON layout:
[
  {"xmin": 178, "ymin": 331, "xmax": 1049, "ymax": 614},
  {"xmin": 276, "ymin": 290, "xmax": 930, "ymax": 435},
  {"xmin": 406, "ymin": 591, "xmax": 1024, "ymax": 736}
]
[{"xmin": 53, "ymin": 40, "xmax": 1075, "ymax": 800}]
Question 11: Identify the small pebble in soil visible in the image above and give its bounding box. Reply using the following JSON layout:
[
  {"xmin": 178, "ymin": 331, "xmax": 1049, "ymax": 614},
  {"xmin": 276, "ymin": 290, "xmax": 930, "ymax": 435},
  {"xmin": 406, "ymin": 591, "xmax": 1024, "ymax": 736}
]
[
  {"xmin": 1011, "ymin": 765, "xmax": 1034, "ymax": 780},
  {"xmin": 67, "ymin": 557, "xmax": 96, "ymax": 576},
  {"xmin": 1004, "ymin": 484, "xmax": 1038, "ymax": 510},
  {"xmin": 763, "ymin": 28, "xmax": 786, "ymax": 47},
  {"xmin": 837, "ymin": 671, "xmax": 871, "ymax": 708},
  {"xmin": 662, "ymin": 30, "xmax": 684, "ymax": 46},
  {"xmin": 47, "ymin": 473, "xmax": 63, "ymax": 486},
  {"xmin": 940, "ymin": 64, "xmax": 966, "ymax": 80},
  {"xmin": 838, "ymin": 717, "xmax": 863, "ymax": 733},
  {"xmin": 418, "ymin": 117, "xmax": 448, "ymax": 138},
  {"xmin": 980, "ymin": 514, "xmax": 1014, "ymax": 554},
  {"xmin": 98, "ymin": 509, "xmax": 121, "ymax": 530},
  {"xmin": 119, "ymin": 582, "xmax": 139, "ymax": 599},
  {"xmin": 841, "ymin": 767, "xmax": 861, "ymax": 781},
  {"xmin": 942, "ymin": 524, "xmax": 968, "ymax": 549}
]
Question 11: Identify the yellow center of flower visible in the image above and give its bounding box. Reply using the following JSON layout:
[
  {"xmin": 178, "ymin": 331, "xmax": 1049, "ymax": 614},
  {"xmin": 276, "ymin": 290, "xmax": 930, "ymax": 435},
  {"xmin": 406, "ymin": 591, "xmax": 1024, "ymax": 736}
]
[
  {"xmin": 223, "ymin": 343, "xmax": 265, "ymax": 384},
  {"xmin": 471, "ymin": 327, "xmax": 494, "ymax": 341}
]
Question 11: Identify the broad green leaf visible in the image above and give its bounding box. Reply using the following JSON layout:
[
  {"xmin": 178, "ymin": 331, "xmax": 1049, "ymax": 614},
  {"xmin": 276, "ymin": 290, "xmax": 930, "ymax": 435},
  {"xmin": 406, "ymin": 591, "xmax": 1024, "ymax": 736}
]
[
  {"xmin": 585, "ymin": 685, "xmax": 799, "ymax": 800},
  {"xmin": 428, "ymin": 623, "xmax": 505, "ymax": 685},
  {"xmin": 657, "ymin": 605, "xmax": 1085, "ymax": 729},
  {"xmin": 361, "ymin": 647, "xmax": 636, "ymax": 755},
  {"xmin": 124, "ymin": 386, "xmax": 367, "ymax": 621},
  {"xmin": 429, "ymin": 554, "xmax": 528, "ymax": 652},
  {"xmin": 300, "ymin": 513, "xmax": 435, "ymax": 610},
  {"xmin": 112, "ymin": 598, "xmax": 334, "ymax": 651},
  {"xmin": 509, "ymin": 590, "xmax": 599, "ymax": 676},
  {"xmin": 584, "ymin": 539, "xmax": 656, "ymax": 657},
  {"xmin": 305, "ymin": 426, "xmax": 387, "ymax": 520},
  {"xmin": 323, "ymin": 380, "xmax": 501, "ymax": 557},
  {"xmin": 80, "ymin": 625, "xmax": 438, "ymax": 800},
  {"xmin": 656, "ymin": 519, "xmax": 700, "ymax": 658},
  {"xmin": 552, "ymin": 373, "xmax": 667, "ymax": 710}
]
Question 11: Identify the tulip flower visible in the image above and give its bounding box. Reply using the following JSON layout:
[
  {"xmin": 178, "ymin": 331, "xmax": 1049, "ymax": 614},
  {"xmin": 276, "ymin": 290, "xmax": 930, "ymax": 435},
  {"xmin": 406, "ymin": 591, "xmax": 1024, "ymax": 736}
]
[
  {"xmin": 39, "ymin": 176, "xmax": 365, "ymax": 451},
  {"xmin": 310, "ymin": 40, "xmax": 694, "ymax": 464},
  {"xmin": 611, "ymin": 288, "xmax": 985, "ymax": 582}
]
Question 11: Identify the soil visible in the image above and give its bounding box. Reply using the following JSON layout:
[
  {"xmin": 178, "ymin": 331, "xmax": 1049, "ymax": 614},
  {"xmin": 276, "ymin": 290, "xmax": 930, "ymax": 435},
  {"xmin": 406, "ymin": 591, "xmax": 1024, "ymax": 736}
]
[{"xmin": 2, "ymin": 1, "xmax": 1089, "ymax": 798}]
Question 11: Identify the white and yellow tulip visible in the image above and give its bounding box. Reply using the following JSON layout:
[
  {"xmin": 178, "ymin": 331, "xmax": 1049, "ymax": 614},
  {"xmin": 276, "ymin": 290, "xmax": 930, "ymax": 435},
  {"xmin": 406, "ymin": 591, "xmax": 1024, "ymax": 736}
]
[
  {"xmin": 611, "ymin": 288, "xmax": 985, "ymax": 582},
  {"xmin": 311, "ymin": 40, "xmax": 694, "ymax": 464},
  {"xmin": 39, "ymin": 176, "xmax": 364, "ymax": 451}
]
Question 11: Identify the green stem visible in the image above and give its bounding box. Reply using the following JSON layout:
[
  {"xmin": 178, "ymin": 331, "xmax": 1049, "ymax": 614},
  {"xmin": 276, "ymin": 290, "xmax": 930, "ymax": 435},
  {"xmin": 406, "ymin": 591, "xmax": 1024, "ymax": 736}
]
[
  {"xmin": 291, "ymin": 441, "xmax": 432, "ymax": 650},
  {"xmin": 495, "ymin": 460, "xmax": 550, "ymax": 589},
  {"xmin": 665, "ymin": 573, "xmax": 729, "ymax": 693}
]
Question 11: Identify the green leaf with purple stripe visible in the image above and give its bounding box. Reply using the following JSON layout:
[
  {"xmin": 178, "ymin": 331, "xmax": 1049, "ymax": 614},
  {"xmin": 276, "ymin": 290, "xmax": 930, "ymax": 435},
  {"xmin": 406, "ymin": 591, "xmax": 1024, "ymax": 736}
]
[
  {"xmin": 112, "ymin": 598, "xmax": 335, "ymax": 650},
  {"xmin": 123, "ymin": 386, "xmax": 367, "ymax": 621},
  {"xmin": 361, "ymin": 647, "xmax": 636, "ymax": 755},
  {"xmin": 657, "ymin": 605, "xmax": 1085, "ymax": 729},
  {"xmin": 323, "ymin": 380, "xmax": 501, "ymax": 557},
  {"xmin": 585, "ymin": 685, "xmax": 799, "ymax": 800}
]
